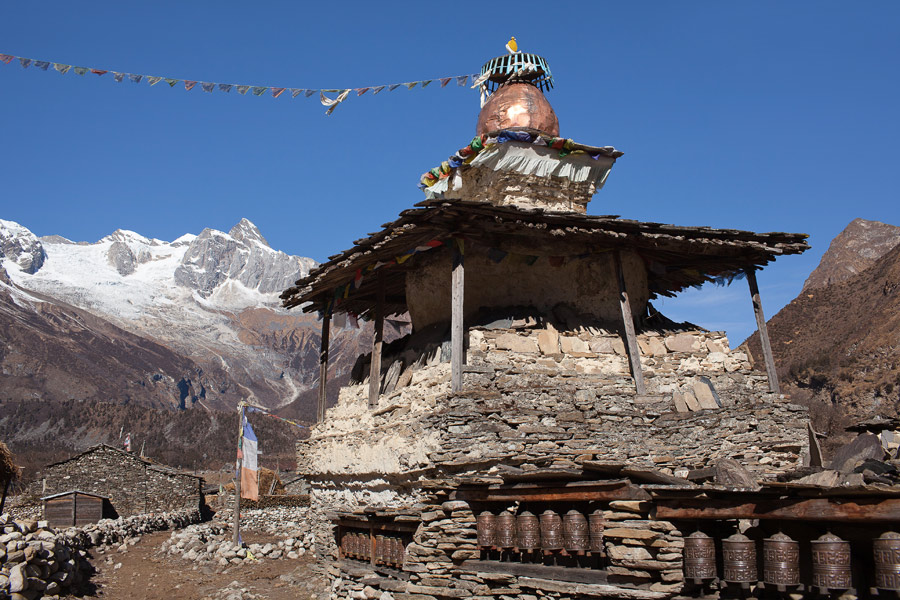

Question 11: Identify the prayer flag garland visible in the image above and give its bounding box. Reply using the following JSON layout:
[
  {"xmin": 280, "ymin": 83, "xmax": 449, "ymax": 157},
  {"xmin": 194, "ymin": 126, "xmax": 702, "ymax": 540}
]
[
  {"xmin": 0, "ymin": 52, "xmax": 476, "ymax": 116},
  {"xmin": 419, "ymin": 130, "xmax": 613, "ymax": 191}
]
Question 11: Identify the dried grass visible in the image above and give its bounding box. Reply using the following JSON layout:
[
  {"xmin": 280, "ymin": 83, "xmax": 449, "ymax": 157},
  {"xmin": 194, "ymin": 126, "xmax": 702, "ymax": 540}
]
[{"xmin": 0, "ymin": 441, "xmax": 20, "ymax": 483}]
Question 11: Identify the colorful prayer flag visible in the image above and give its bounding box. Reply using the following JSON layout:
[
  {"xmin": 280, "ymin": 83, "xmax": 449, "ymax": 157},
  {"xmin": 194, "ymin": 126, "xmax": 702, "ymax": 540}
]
[
  {"xmin": 320, "ymin": 89, "xmax": 350, "ymax": 115},
  {"xmin": 456, "ymin": 75, "xmax": 468, "ymax": 86},
  {"xmin": 271, "ymin": 87, "xmax": 285, "ymax": 98},
  {"xmin": 304, "ymin": 89, "xmax": 315, "ymax": 97},
  {"xmin": 91, "ymin": 69, "xmax": 108, "ymax": 76},
  {"xmin": 201, "ymin": 81, "xmax": 215, "ymax": 93},
  {"xmin": 165, "ymin": 78, "xmax": 178, "ymax": 87},
  {"xmin": 218, "ymin": 83, "xmax": 233, "ymax": 93},
  {"xmin": 420, "ymin": 79, "xmax": 432, "ymax": 88},
  {"xmin": 405, "ymin": 82, "xmax": 417, "ymax": 90},
  {"xmin": 112, "ymin": 71, "xmax": 124, "ymax": 82},
  {"xmin": 0, "ymin": 54, "xmax": 14, "ymax": 65},
  {"xmin": 251, "ymin": 86, "xmax": 267, "ymax": 96},
  {"xmin": 54, "ymin": 63, "xmax": 71, "ymax": 74},
  {"xmin": 18, "ymin": 58, "xmax": 32, "ymax": 68},
  {"xmin": 147, "ymin": 76, "xmax": 162, "ymax": 86},
  {"xmin": 290, "ymin": 88, "xmax": 304, "ymax": 98},
  {"xmin": 236, "ymin": 85, "xmax": 250, "ymax": 95},
  {"xmin": 184, "ymin": 80, "xmax": 197, "ymax": 91},
  {"xmin": 35, "ymin": 61, "xmax": 50, "ymax": 71},
  {"xmin": 372, "ymin": 85, "xmax": 385, "ymax": 95},
  {"xmin": 239, "ymin": 413, "xmax": 259, "ymax": 501},
  {"xmin": 388, "ymin": 83, "xmax": 401, "ymax": 91},
  {"xmin": 356, "ymin": 87, "xmax": 369, "ymax": 96},
  {"xmin": 73, "ymin": 66, "xmax": 88, "ymax": 76},
  {"xmin": 128, "ymin": 73, "xmax": 142, "ymax": 83},
  {"xmin": 440, "ymin": 77, "xmax": 451, "ymax": 87}
]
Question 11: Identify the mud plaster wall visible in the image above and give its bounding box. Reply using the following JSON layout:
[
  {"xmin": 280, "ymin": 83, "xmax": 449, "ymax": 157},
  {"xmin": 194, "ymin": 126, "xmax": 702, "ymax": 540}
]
[{"xmin": 405, "ymin": 248, "xmax": 648, "ymax": 330}]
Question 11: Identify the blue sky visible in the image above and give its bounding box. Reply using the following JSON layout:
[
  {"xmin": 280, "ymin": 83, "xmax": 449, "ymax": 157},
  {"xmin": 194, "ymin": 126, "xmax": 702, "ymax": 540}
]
[{"xmin": 2, "ymin": 2, "xmax": 898, "ymax": 343}]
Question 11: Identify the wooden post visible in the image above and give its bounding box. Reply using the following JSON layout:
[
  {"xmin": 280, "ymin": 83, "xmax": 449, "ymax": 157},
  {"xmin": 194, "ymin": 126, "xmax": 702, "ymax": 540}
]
[
  {"xmin": 368, "ymin": 272, "xmax": 385, "ymax": 409},
  {"xmin": 451, "ymin": 243, "xmax": 465, "ymax": 392},
  {"xmin": 317, "ymin": 313, "xmax": 331, "ymax": 423},
  {"xmin": 614, "ymin": 251, "xmax": 646, "ymax": 395},
  {"xmin": 233, "ymin": 403, "xmax": 243, "ymax": 545},
  {"xmin": 746, "ymin": 268, "xmax": 780, "ymax": 393}
]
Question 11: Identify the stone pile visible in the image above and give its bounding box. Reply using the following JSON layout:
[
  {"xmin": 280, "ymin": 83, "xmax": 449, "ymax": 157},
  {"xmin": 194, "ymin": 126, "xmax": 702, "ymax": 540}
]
[
  {"xmin": 161, "ymin": 521, "xmax": 313, "ymax": 568},
  {"xmin": 0, "ymin": 514, "xmax": 88, "ymax": 600},
  {"xmin": 1, "ymin": 508, "xmax": 201, "ymax": 600}
]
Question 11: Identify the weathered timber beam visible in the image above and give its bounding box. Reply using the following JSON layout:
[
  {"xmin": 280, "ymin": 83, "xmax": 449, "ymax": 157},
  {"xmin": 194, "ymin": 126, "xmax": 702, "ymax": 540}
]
[
  {"xmin": 459, "ymin": 560, "xmax": 608, "ymax": 584},
  {"xmin": 454, "ymin": 482, "xmax": 649, "ymax": 503},
  {"xmin": 317, "ymin": 313, "xmax": 330, "ymax": 423},
  {"xmin": 368, "ymin": 271, "xmax": 384, "ymax": 409},
  {"xmin": 653, "ymin": 497, "xmax": 900, "ymax": 523},
  {"xmin": 746, "ymin": 268, "xmax": 780, "ymax": 393},
  {"xmin": 451, "ymin": 242, "xmax": 465, "ymax": 392},
  {"xmin": 614, "ymin": 251, "xmax": 646, "ymax": 395}
]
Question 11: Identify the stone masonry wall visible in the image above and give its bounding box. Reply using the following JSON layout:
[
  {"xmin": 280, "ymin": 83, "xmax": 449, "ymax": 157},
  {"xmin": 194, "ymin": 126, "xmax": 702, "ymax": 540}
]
[
  {"xmin": 35, "ymin": 446, "xmax": 202, "ymax": 517},
  {"xmin": 298, "ymin": 328, "xmax": 807, "ymax": 479}
]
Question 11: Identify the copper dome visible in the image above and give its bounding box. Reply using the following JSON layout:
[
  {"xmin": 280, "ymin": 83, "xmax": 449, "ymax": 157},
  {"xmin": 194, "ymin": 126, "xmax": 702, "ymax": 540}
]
[{"xmin": 476, "ymin": 82, "xmax": 559, "ymax": 136}]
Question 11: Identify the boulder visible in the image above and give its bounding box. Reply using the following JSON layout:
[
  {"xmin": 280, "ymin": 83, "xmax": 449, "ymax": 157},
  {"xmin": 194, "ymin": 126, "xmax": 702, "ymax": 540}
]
[
  {"xmin": 714, "ymin": 459, "xmax": 759, "ymax": 490},
  {"xmin": 830, "ymin": 433, "xmax": 885, "ymax": 473}
]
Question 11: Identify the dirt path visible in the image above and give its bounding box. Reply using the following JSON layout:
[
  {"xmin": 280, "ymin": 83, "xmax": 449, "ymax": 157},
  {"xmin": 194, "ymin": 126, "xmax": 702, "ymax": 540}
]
[{"xmin": 76, "ymin": 531, "xmax": 326, "ymax": 600}]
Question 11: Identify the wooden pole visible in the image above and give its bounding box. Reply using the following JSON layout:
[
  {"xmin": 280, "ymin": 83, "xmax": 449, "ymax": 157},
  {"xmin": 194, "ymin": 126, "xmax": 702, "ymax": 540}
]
[
  {"xmin": 317, "ymin": 313, "xmax": 331, "ymax": 423},
  {"xmin": 233, "ymin": 403, "xmax": 243, "ymax": 545},
  {"xmin": 614, "ymin": 251, "xmax": 646, "ymax": 396},
  {"xmin": 746, "ymin": 268, "xmax": 780, "ymax": 393},
  {"xmin": 368, "ymin": 272, "xmax": 385, "ymax": 409},
  {"xmin": 451, "ymin": 243, "xmax": 465, "ymax": 392}
]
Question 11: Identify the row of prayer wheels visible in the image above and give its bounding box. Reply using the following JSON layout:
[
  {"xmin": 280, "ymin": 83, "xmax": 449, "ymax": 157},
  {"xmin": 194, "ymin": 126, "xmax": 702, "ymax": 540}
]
[
  {"xmin": 685, "ymin": 530, "xmax": 900, "ymax": 593},
  {"xmin": 477, "ymin": 509, "xmax": 604, "ymax": 555},
  {"xmin": 340, "ymin": 531, "xmax": 406, "ymax": 567}
]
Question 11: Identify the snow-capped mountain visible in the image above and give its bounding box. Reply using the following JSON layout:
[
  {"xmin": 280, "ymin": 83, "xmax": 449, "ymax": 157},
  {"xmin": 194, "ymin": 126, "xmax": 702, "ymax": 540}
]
[{"xmin": 0, "ymin": 218, "xmax": 365, "ymax": 413}]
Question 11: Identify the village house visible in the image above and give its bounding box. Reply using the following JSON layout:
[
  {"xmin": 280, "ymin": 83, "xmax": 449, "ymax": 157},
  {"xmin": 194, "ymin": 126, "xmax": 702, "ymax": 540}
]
[
  {"xmin": 281, "ymin": 51, "xmax": 900, "ymax": 599},
  {"xmin": 33, "ymin": 444, "xmax": 203, "ymax": 519}
]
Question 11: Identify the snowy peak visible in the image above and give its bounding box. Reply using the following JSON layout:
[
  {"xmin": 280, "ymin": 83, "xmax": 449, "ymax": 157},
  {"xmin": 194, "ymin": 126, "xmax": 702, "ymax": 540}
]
[
  {"xmin": 101, "ymin": 229, "xmax": 161, "ymax": 246},
  {"xmin": 0, "ymin": 219, "xmax": 46, "ymax": 274},
  {"xmin": 229, "ymin": 218, "xmax": 269, "ymax": 248}
]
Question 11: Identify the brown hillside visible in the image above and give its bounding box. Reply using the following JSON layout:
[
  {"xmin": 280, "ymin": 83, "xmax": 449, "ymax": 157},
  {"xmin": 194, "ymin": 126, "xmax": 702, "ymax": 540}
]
[{"xmin": 746, "ymin": 239, "xmax": 900, "ymax": 442}]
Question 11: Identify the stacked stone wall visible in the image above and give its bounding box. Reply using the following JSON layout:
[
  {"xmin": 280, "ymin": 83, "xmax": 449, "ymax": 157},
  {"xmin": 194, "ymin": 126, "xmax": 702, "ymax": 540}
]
[{"xmin": 33, "ymin": 446, "xmax": 202, "ymax": 517}]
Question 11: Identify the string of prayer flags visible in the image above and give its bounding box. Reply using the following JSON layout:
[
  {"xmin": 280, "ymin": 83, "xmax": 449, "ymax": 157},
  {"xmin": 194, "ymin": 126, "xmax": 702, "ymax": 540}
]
[{"xmin": 0, "ymin": 51, "xmax": 478, "ymax": 116}]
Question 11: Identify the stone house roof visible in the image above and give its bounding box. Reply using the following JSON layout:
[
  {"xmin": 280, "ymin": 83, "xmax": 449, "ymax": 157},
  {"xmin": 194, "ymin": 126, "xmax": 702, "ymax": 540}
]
[{"xmin": 44, "ymin": 444, "xmax": 203, "ymax": 481}]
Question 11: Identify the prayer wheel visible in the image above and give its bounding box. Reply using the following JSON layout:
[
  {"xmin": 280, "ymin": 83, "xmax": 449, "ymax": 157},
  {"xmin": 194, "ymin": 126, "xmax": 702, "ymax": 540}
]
[
  {"xmin": 874, "ymin": 531, "xmax": 900, "ymax": 591},
  {"xmin": 396, "ymin": 538, "xmax": 406, "ymax": 566},
  {"xmin": 375, "ymin": 534, "xmax": 386, "ymax": 565},
  {"xmin": 589, "ymin": 510, "xmax": 605, "ymax": 554},
  {"xmin": 763, "ymin": 532, "xmax": 800, "ymax": 587},
  {"xmin": 476, "ymin": 511, "xmax": 496, "ymax": 548},
  {"xmin": 540, "ymin": 510, "xmax": 563, "ymax": 552},
  {"xmin": 722, "ymin": 533, "xmax": 756, "ymax": 584},
  {"xmin": 392, "ymin": 537, "xmax": 403, "ymax": 566},
  {"xmin": 384, "ymin": 537, "xmax": 395, "ymax": 566},
  {"xmin": 347, "ymin": 532, "xmax": 357, "ymax": 558},
  {"xmin": 516, "ymin": 511, "xmax": 540, "ymax": 552},
  {"xmin": 340, "ymin": 531, "xmax": 349, "ymax": 557},
  {"xmin": 811, "ymin": 533, "xmax": 851, "ymax": 590},
  {"xmin": 562, "ymin": 510, "xmax": 589, "ymax": 554},
  {"xmin": 495, "ymin": 511, "xmax": 517, "ymax": 549},
  {"xmin": 684, "ymin": 531, "xmax": 716, "ymax": 581}
]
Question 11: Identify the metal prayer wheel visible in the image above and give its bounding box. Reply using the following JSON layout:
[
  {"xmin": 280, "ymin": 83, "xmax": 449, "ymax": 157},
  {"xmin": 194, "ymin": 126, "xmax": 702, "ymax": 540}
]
[
  {"xmin": 516, "ymin": 511, "xmax": 540, "ymax": 551},
  {"xmin": 375, "ymin": 534, "xmax": 385, "ymax": 564},
  {"xmin": 495, "ymin": 511, "xmax": 517, "ymax": 549},
  {"xmin": 722, "ymin": 533, "xmax": 756, "ymax": 584},
  {"xmin": 384, "ymin": 537, "xmax": 395, "ymax": 566},
  {"xmin": 589, "ymin": 510, "xmax": 605, "ymax": 553},
  {"xmin": 476, "ymin": 511, "xmax": 496, "ymax": 548},
  {"xmin": 362, "ymin": 533, "xmax": 371, "ymax": 560},
  {"xmin": 874, "ymin": 531, "xmax": 900, "ymax": 590},
  {"xmin": 684, "ymin": 531, "xmax": 716, "ymax": 581},
  {"xmin": 395, "ymin": 538, "xmax": 405, "ymax": 566},
  {"xmin": 540, "ymin": 510, "xmax": 563, "ymax": 552},
  {"xmin": 346, "ymin": 532, "xmax": 357, "ymax": 557},
  {"xmin": 763, "ymin": 532, "xmax": 800, "ymax": 587},
  {"xmin": 811, "ymin": 532, "xmax": 851, "ymax": 590},
  {"xmin": 563, "ymin": 510, "xmax": 589, "ymax": 553},
  {"xmin": 341, "ymin": 532, "xmax": 349, "ymax": 556}
]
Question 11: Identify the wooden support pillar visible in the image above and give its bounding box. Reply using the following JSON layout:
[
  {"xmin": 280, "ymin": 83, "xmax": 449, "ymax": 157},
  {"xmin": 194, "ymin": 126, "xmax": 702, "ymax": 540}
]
[
  {"xmin": 317, "ymin": 313, "xmax": 330, "ymax": 423},
  {"xmin": 613, "ymin": 250, "xmax": 646, "ymax": 395},
  {"xmin": 451, "ymin": 243, "xmax": 465, "ymax": 392},
  {"xmin": 233, "ymin": 404, "xmax": 243, "ymax": 545},
  {"xmin": 746, "ymin": 268, "xmax": 780, "ymax": 393},
  {"xmin": 368, "ymin": 271, "xmax": 385, "ymax": 409}
]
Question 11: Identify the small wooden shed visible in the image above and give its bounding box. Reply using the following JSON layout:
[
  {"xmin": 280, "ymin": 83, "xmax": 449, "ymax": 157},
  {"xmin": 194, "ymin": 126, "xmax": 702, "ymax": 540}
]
[{"xmin": 42, "ymin": 490, "xmax": 108, "ymax": 527}]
